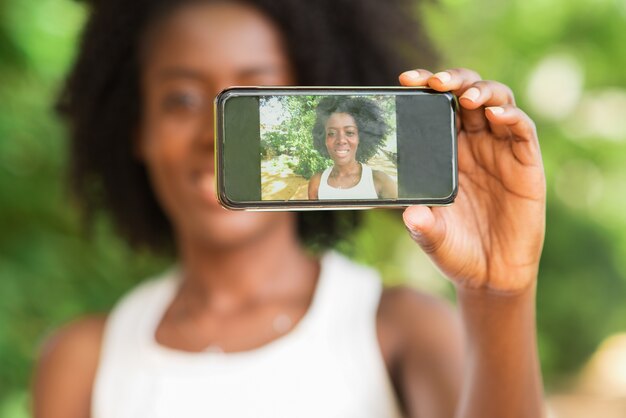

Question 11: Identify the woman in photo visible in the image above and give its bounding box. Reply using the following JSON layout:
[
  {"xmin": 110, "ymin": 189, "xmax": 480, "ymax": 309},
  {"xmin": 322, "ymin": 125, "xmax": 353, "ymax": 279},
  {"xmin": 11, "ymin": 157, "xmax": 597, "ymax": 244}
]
[
  {"xmin": 308, "ymin": 97, "xmax": 398, "ymax": 200},
  {"xmin": 33, "ymin": 0, "xmax": 546, "ymax": 417}
]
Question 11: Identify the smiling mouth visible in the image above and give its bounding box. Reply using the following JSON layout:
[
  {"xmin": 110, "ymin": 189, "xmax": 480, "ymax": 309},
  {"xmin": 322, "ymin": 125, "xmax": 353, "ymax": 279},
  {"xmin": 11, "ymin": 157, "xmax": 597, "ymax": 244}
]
[{"xmin": 334, "ymin": 149, "xmax": 350, "ymax": 156}]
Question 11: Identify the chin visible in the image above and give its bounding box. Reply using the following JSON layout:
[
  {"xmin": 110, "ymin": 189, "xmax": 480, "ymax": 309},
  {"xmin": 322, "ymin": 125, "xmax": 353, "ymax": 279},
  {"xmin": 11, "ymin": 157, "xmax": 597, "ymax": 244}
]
[{"xmin": 185, "ymin": 209, "xmax": 289, "ymax": 249}]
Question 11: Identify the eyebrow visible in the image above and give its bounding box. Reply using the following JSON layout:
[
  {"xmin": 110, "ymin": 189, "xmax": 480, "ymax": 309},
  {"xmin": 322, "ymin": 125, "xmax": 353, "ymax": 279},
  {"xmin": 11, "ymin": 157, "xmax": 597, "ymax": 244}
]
[
  {"xmin": 157, "ymin": 66, "xmax": 282, "ymax": 81},
  {"xmin": 238, "ymin": 66, "xmax": 281, "ymax": 79},
  {"xmin": 157, "ymin": 68, "xmax": 205, "ymax": 81}
]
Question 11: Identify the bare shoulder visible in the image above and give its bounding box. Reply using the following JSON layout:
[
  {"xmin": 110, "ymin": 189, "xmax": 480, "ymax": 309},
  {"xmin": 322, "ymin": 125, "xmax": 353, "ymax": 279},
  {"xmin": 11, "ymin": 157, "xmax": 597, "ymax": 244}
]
[
  {"xmin": 377, "ymin": 287, "xmax": 463, "ymax": 417},
  {"xmin": 372, "ymin": 169, "xmax": 392, "ymax": 182},
  {"xmin": 309, "ymin": 171, "xmax": 322, "ymax": 185},
  {"xmin": 33, "ymin": 315, "xmax": 107, "ymax": 418},
  {"xmin": 308, "ymin": 172, "xmax": 322, "ymax": 199},
  {"xmin": 371, "ymin": 169, "xmax": 397, "ymax": 198},
  {"xmin": 378, "ymin": 286, "xmax": 461, "ymax": 351}
]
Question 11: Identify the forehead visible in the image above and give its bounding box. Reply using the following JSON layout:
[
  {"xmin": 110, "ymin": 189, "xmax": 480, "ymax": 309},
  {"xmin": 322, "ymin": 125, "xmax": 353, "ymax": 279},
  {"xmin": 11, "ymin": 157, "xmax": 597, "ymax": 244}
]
[
  {"xmin": 326, "ymin": 112, "xmax": 357, "ymax": 127},
  {"xmin": 142, "ymin": 2, "xmax": 289, "ymax": 79}
]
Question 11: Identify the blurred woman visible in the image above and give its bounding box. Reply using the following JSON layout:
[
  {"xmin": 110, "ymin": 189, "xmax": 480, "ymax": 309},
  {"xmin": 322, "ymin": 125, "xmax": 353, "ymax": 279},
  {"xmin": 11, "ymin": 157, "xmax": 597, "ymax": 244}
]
[
  {"xmin": 33, "ymin": 0, "xmax": 546, "ymax": 417},
  {"xmin": 308, "ymin": 97, "xmax": 398, "ymax": 200}
]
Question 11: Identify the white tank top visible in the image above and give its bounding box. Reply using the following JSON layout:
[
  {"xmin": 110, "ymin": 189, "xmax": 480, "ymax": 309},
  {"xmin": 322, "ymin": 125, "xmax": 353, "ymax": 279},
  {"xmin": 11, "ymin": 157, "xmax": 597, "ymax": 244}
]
[
  {"xmin": 318, "ymin": 163, "xmax": 379, "ymax": 199},
  {"xmin": 91, "ymin": 251, "xmax": 404, "ymax": 418}
]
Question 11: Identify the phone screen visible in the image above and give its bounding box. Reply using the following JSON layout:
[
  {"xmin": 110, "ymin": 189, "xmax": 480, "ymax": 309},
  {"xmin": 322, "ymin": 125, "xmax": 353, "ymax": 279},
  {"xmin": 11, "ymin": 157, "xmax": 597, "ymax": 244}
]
[{"xmin": 217, "ymin": 88, "xmax": 457, "ymax": 209}]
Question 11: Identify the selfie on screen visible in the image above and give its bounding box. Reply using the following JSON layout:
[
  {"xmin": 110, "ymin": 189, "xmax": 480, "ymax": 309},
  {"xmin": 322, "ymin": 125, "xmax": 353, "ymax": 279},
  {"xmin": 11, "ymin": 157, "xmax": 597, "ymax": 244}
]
[{"xmin": 260, "ymin": 95, "xmax": 398, "ymax": 201}]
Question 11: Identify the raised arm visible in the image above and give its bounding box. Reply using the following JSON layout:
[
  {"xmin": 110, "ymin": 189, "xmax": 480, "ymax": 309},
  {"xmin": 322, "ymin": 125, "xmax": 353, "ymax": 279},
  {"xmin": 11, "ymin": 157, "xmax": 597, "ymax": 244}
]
[
  {"xmin": 373, "ymin": 169, "xmax": 399, "ymax": 199},
  {"xmin": 398, "ymin": 68, "xmax": 546, "ymax": 418}
]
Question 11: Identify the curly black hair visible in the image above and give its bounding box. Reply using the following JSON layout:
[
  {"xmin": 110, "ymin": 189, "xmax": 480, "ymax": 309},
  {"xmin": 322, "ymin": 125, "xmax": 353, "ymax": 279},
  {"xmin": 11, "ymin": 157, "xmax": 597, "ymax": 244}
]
[
  {"xmin": 58, "ymin": 0, "xmax": 437, "ymax": 253},
  {"xmin": 312, "ymin": 97, "xmax": 390, "ymax": 163}
]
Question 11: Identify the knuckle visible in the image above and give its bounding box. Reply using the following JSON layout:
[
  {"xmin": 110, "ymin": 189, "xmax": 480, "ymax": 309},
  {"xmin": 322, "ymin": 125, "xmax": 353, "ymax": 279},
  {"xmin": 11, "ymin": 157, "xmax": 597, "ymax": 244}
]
[
  {"xmin": 516, "ymin": 111, "xmax": 538, "ymax": 138},
  {"xmin": 463, "ymin": 68, "xmax": 483, "ymax": 81},
  {"xmin": 448, "ymin": 68, "xmax": 482, "ymax": 81},
  {"xmin": 482, "ymin": 80, "xmax": 516, "ymax": 104}
]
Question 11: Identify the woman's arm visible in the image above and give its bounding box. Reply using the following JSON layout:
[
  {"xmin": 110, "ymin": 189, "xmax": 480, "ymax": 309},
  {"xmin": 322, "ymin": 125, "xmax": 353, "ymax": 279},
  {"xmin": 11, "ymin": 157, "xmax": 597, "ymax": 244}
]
[
  {"xmin": 32, "ymin": 315, "xmax": 106, "ymax": 418},
  {"xmin": 372, "ymin": 169, "xmax": 398, "ymax": 199},
  {"xmin": 308, "ymin": 172, "xmax": 321, "ymax": 200},
  {"xmin": 398, "ymin": 67, "xmax": 546, "ymax": 417},
  {"xmin": 378, "ymin": 287, "xmax": 464, "ymax": 418}
]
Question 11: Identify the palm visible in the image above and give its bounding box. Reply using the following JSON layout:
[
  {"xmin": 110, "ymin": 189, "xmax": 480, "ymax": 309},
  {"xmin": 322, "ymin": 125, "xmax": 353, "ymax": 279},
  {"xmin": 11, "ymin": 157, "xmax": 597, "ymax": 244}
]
[{"xmin": 429, "ymin": 129, "xmax": 545, "ymax": 291}]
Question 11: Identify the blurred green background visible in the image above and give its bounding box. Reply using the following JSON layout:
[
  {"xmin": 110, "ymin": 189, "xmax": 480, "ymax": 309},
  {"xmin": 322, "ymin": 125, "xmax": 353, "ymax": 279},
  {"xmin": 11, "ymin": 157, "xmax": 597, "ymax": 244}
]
[{"xmin": 1, "ymin": 0, "xmax": 625, "ymax": 416}]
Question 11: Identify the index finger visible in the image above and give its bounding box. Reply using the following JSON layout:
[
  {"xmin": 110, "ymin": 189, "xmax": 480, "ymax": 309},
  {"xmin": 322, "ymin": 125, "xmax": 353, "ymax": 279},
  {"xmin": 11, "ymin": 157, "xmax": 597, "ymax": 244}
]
[
  {"xmin": 427, "ymin": 68, "xmax": 482, "ymax": 96},
  {"xmin": 398, "ymin": 69, "xmax": 434, "ymax": 87}
]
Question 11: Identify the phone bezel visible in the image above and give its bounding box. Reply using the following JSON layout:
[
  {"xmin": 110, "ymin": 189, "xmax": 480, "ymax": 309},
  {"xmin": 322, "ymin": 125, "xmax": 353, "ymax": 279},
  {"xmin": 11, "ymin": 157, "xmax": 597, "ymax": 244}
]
[{"xmin": 215, "ymin": 86, "xmax": 458, "ymax": 211}]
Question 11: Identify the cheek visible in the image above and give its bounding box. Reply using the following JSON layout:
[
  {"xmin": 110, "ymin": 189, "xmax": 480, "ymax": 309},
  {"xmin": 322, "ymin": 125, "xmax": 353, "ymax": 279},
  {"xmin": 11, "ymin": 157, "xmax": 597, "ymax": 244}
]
[
  {"xmin": 325, "ymin": 136, "xmax": 335, "ymax": 150},
  {"xmin": 137, "ymin": 119, "xmax": 198, "ymax": 216},
  {"xmin": 140, "ymin": 114, "xmax": 197, "ymax": 166}
]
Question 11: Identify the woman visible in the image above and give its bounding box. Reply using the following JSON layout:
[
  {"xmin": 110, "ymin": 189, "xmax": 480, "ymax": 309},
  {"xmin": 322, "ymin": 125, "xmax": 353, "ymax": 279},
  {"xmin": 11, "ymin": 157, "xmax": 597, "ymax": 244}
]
[
  {"xmin": 308, "ymin": 97, "xmax": 398, "ymax": 200},
  {"xmin": 34, "ymin": 0, "xmax": 546, "ymax": 417}
]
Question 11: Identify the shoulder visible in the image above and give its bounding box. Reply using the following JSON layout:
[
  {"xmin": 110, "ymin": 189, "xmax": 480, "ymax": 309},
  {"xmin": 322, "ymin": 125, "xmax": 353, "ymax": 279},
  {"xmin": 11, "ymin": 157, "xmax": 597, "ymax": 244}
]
[
  {"xmin": 370, "ymin": 169, "xmax": 397, "ymax": 198},
  {"xmin": 36, "ymin": 315, "xmax": 107, "ymax": 377},
  {"xmin": 371, "ymin": 169, "xmax": 394, "ymax": 189},
  {"xmin": 377, "ymin": 287, "xmax": 463, "ymax": 415},
  {"xmin": 33, "ymin": 315, "xmax": 107, "ymax": 418},
  {"xmin": 377, "ymin": 286, "xmax": 462, "ymax": 367},
  {"xmin": 379, "ymin": 286, "xmax": 460, "ymax": 341},
  {"xmin": 308, "ymin": 172, "xmax": 322, "ymax": 198},
  {"xmin": 372, "ymin": 168, "xmax": 392, "ymax": 182},
  {"xmin": 309, "ymin": 171, "xmax": 322, "ymax": 184}
]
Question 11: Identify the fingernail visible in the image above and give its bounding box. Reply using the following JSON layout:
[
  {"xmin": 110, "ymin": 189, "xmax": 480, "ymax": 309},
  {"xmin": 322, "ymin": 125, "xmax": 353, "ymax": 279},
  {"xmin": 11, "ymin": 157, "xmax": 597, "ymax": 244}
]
[
  {"xmin": 401, "ymin": 70, "xmax": 420, "ymax": 82},
  {"xmin": 461, "ymin": 87, "xmax": 480, "ymax": 102},
  {"xmin": 487, "ymin": 106, "xmax": 505, "ymax": 115},
  {"xmin": 433, "ymin": 71, "xmax": 451, "ymax": 84}
]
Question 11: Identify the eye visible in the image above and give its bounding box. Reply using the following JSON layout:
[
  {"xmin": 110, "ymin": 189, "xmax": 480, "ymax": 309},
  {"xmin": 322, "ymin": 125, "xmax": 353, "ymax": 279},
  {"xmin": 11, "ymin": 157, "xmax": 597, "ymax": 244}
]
[
  {"xmin": 161, "ymin": 91, "xmax": 204, "ymax": 112},
  {"xmin": 346, "ymin": 130, "xmax": 356, "ymax": 137},
  {"xmin": 326, "ymin": 130, "xmax": 337, "ymax": 138}
]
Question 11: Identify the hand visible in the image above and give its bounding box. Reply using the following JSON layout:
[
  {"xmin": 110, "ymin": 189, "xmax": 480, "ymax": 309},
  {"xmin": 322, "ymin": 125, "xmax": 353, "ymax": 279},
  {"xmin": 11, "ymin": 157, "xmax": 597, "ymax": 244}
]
[{"xmin": 399, "ymin": 68, "xmax": 546, "ymax": 293}]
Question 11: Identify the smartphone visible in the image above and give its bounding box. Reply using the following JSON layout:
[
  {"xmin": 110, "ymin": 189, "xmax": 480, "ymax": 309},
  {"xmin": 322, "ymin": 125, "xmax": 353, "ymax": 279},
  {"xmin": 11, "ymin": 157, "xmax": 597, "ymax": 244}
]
[{"xmin": 215, "ymin": 87, "xmax": 457, "ymax": 210}]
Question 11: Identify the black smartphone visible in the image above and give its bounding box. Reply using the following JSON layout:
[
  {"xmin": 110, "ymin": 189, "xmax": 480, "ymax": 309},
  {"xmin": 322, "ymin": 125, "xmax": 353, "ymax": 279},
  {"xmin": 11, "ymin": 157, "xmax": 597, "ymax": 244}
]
[{"xmin": 215, "ymin": 87, "xmax": 457, "ymax": 210}]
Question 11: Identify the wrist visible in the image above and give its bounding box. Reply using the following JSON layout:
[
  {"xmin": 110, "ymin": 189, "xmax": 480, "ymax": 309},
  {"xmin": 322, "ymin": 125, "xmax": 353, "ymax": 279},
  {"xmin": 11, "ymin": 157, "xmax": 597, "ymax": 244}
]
[
  {"xmin": 456, "ymin": 279, "xmax": 536, "ymax": 310},
  {"xmin": 454, "ymin": 262, "xmax": 540, "ymax": 296},
  {"xmin": 455, "ymin": 279, "xmax": 537, "ymax": 344}
]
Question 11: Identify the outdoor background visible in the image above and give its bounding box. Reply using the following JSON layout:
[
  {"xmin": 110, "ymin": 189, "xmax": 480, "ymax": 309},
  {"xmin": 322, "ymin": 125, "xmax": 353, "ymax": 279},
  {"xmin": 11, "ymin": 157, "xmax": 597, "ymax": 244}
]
[
  {"xmin": 259, "ymin": 95, "xmax": 397, "ymax": 200},
  {"xmin": 1, "ymin": 0, "xmax": 625, "ymax": 416}
]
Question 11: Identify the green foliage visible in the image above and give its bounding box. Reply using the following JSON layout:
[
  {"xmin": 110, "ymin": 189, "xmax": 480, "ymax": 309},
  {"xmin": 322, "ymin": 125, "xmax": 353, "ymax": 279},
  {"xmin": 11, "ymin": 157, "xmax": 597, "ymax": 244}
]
[
  {"xmin": 293, "ymin": 146, "xmax": 333, "ymax": 179},
  {"xmin": 261, "ymin": 95, "xmax": 332, "ymax": 179}
]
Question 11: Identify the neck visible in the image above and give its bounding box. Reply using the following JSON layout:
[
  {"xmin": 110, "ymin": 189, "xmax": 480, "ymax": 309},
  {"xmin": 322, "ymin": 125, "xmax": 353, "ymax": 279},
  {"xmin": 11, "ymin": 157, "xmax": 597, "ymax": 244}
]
[
  {"xmin": 174, "ymin": 215, "xmax": 317, "ymax": 312},
  {"xmin": 332, "ymin": 160, "xmax": 360, "ymax": 176}
]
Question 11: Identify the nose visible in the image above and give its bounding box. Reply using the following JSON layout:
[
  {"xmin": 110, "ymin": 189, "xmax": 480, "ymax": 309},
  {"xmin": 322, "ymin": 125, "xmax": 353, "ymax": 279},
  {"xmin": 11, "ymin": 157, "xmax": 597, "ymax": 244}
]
[
  {"xmin": 193, "ymin": 85, "xmax": 228, "ymax": 153},
  {"xmin": 197, "ymin": 82, "xmax": 234, "ymax": 150},
  {"xmin": 336, "ymin": 131, "xmax": 348, "ymax": 144},
  {"xmin": 193, "ymin": 109, "xmax": 215, "ymax": 153}
]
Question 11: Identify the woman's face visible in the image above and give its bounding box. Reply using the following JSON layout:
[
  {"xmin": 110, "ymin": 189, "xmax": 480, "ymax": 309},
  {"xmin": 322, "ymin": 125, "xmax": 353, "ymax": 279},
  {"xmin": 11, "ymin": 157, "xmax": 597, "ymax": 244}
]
[
  {"xmin": 137, "ymin": 2, "xmax": 296, "ymax": 247},
  {"xmin": 324, "ymin": 112, "xmax": 359, "ymax": 166}
]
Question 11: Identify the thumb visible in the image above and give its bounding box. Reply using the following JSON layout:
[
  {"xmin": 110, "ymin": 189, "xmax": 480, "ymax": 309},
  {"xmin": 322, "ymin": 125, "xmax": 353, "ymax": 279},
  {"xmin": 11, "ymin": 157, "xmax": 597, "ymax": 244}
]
[{"xmin": 402, "ymin": 206, "xmax": 446, "ymax": 255}]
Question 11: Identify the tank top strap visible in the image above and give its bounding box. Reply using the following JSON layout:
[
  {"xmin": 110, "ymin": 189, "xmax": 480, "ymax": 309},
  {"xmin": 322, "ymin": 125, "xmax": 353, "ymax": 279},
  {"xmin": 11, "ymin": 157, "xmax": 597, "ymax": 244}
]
[
  {"xmin": 359, "ymin": 163, "xmax": 376, "ymax": 191},
  {"xmin": 319, "ymin": 165, "xmax": 333, "ymax": 186}
]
